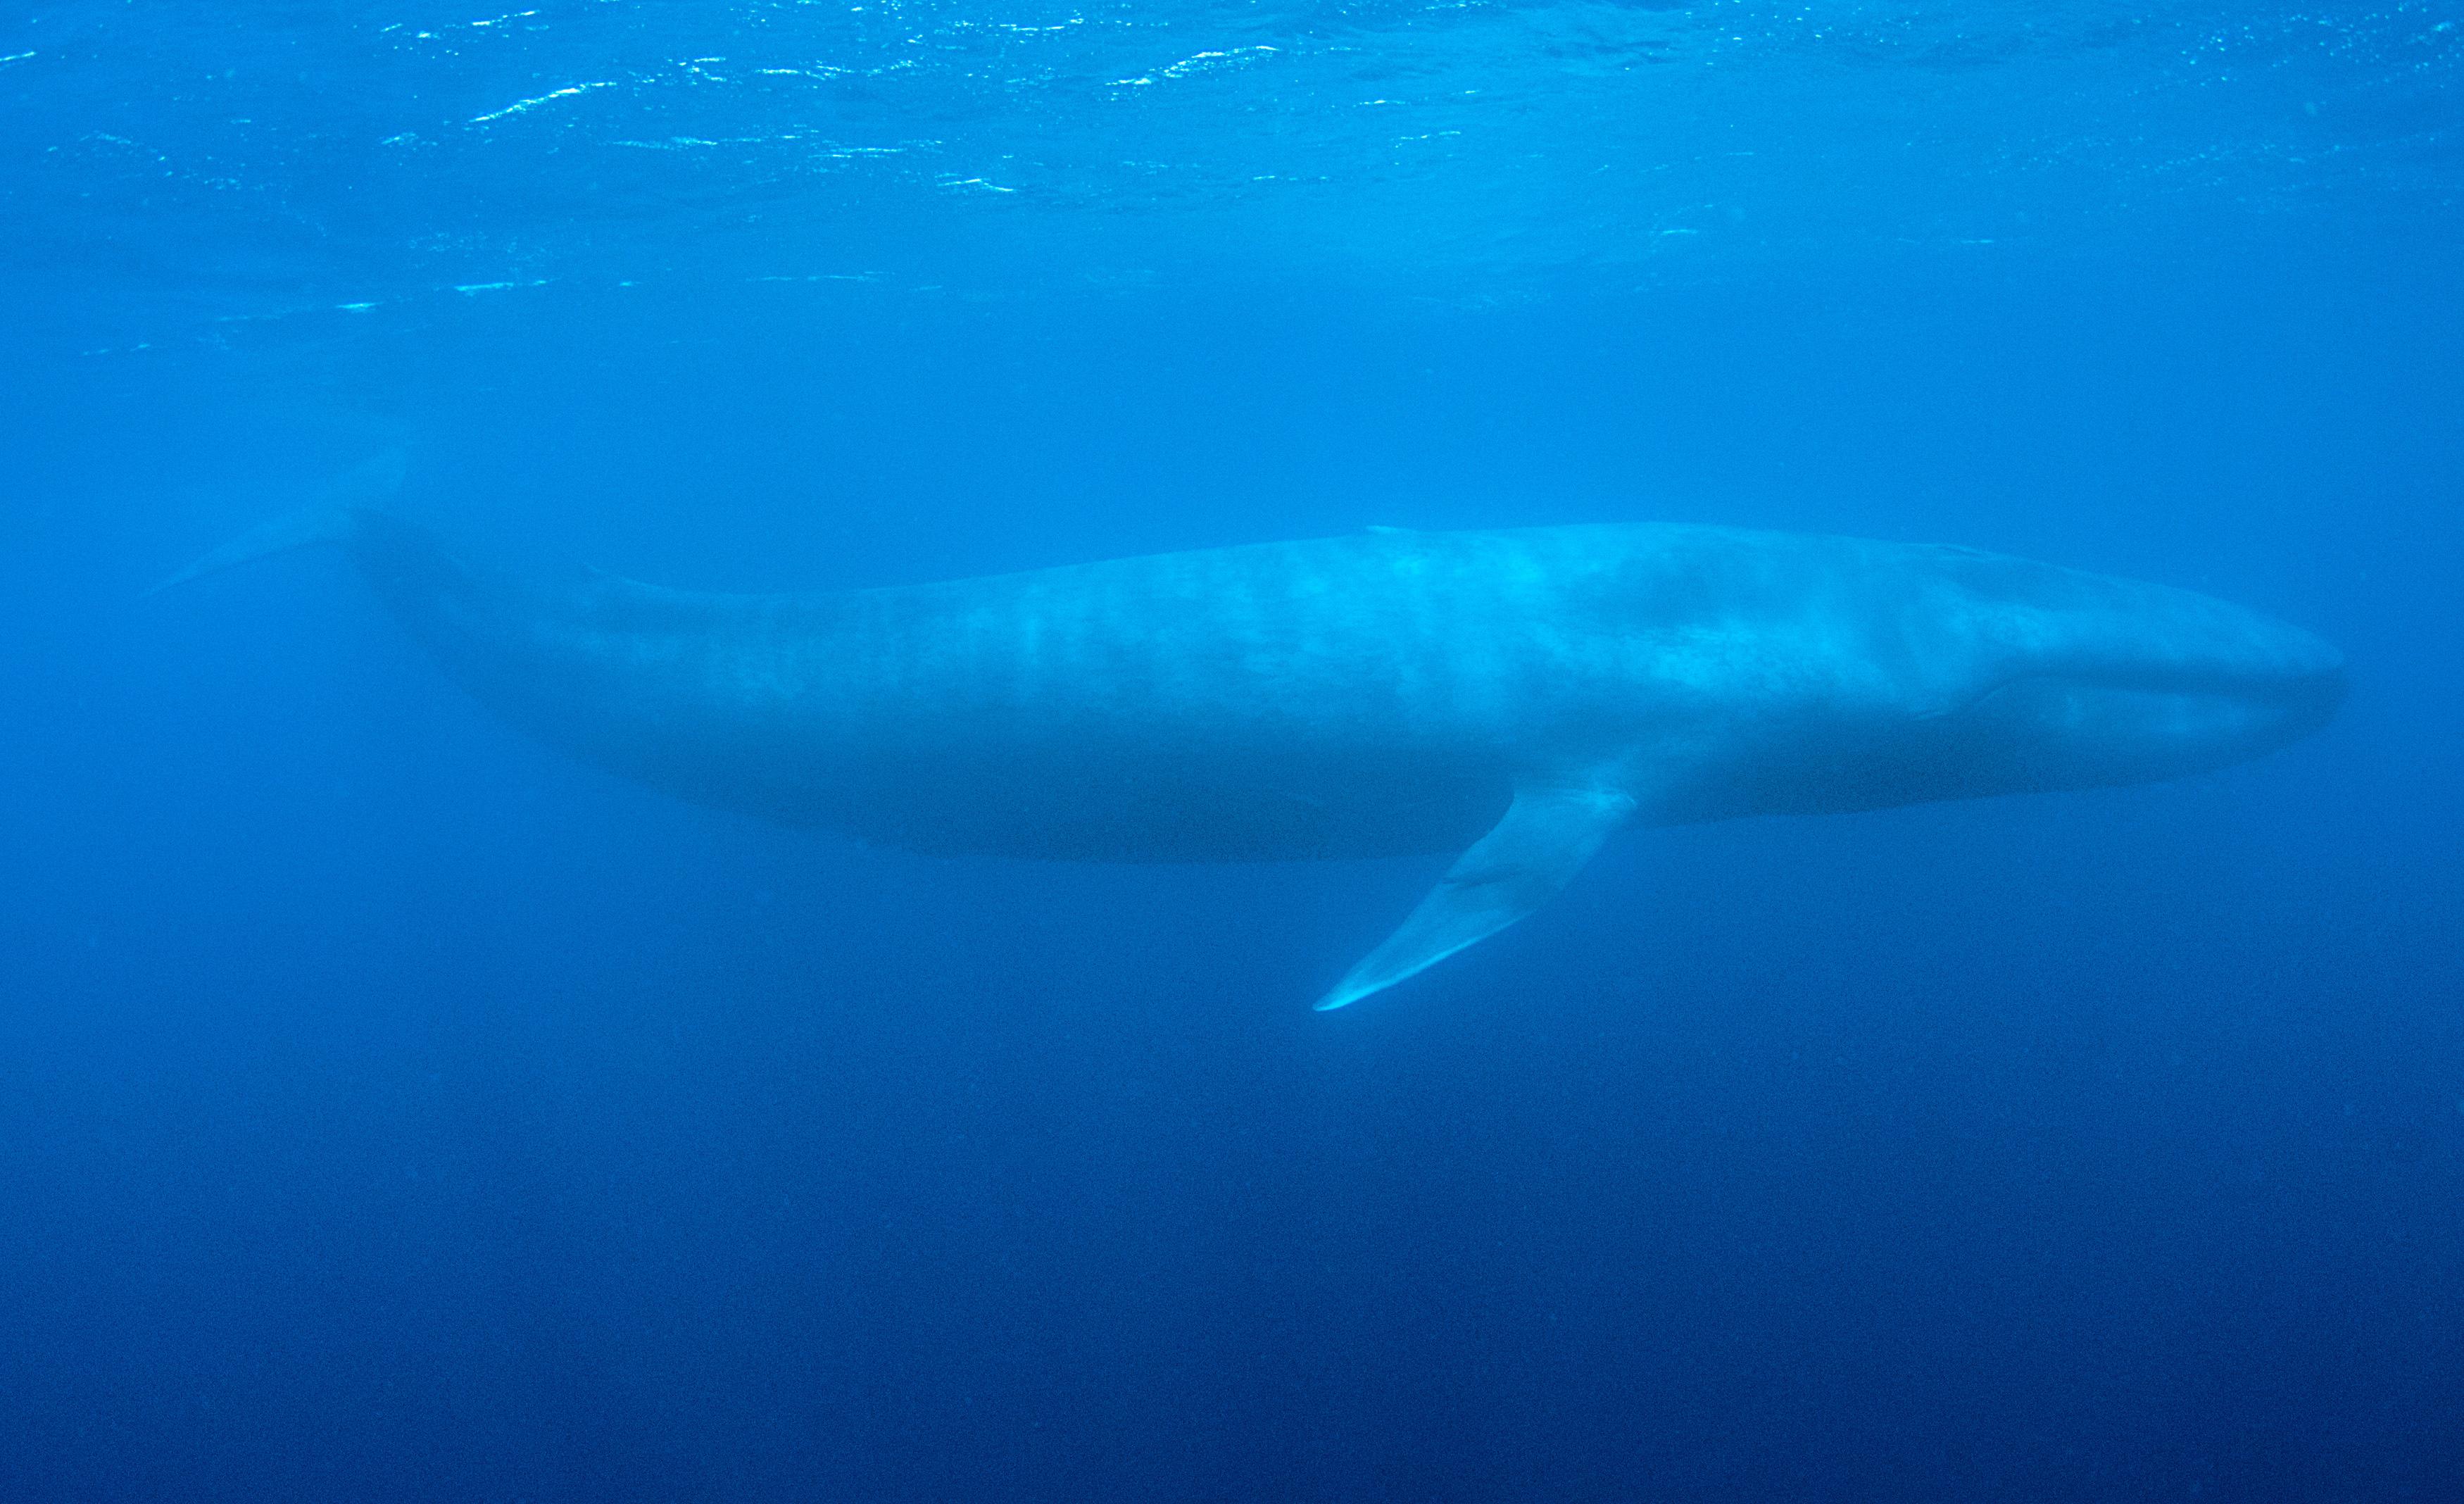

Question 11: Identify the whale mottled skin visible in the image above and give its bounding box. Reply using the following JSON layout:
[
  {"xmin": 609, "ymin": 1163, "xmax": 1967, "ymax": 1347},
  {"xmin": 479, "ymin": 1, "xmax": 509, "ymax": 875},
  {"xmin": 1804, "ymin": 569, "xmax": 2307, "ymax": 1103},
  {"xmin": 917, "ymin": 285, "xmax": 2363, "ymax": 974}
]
[{"xmin": 166, "ymin": 498, "xmax": 2344, "ymax": 1010}]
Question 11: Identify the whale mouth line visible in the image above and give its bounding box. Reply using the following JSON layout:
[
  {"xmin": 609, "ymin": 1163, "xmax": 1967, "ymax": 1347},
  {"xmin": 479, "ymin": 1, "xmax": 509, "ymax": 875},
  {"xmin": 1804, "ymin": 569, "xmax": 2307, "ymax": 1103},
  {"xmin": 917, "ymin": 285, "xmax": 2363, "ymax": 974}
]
[
  {"xmin": 1945, "ymin": 660, "xmax": 2351, "ymax": 761},
  {"xmin": 1978, "ymin": 656, "xmax": 2349, "ymax": 713}
]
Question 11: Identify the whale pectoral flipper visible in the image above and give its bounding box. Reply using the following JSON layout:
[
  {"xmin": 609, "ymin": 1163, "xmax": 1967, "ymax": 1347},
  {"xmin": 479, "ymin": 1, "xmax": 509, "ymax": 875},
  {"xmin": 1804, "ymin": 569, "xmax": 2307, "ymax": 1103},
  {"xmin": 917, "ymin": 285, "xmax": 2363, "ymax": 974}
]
[{"xmin": 1314, "ymin": 782, "xmax": 1638, "ymax": 1012}]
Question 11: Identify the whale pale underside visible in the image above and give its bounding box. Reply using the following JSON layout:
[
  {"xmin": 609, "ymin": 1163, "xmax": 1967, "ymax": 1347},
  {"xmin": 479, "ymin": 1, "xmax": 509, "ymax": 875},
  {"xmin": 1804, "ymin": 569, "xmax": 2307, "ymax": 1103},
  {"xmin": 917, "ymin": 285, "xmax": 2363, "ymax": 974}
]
[{"xmin": 163, "ymin": 476, "xmax": 2345, "ymax": 1011}]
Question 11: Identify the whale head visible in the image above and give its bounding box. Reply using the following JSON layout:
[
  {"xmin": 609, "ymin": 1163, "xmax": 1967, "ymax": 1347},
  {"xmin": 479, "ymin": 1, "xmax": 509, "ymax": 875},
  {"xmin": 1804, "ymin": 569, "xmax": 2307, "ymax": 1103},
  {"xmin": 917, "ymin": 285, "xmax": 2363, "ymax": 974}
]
[{"xmin": 1906, "ymin": 548, "xmax": 2346, "ymax": 798}]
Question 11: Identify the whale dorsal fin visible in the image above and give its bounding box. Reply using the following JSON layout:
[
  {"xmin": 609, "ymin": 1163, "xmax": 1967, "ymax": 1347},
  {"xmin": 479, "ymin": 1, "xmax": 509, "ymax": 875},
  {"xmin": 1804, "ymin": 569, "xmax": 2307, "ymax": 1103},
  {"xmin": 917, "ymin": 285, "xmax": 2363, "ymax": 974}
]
[{"xmin": 1316, "ymin": 781, "xmax": 1637, "ymax": 1011}]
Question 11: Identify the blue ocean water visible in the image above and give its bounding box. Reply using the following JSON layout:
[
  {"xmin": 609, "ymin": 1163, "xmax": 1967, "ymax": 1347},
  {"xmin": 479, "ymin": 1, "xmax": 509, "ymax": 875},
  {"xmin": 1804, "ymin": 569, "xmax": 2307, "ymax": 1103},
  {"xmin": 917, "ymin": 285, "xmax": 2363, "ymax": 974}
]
[{"xmin": 3, "ymin": 1, "xmax": 2460, "ymax": 1498}]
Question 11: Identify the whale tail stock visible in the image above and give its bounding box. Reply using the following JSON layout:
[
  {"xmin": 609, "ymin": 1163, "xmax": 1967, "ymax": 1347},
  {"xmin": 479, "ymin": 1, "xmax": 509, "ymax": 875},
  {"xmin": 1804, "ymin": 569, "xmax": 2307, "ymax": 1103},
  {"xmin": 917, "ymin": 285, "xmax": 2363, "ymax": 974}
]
[{"xmin": 148, "ymin": 451, "xmax": 412, "ymax": 596}]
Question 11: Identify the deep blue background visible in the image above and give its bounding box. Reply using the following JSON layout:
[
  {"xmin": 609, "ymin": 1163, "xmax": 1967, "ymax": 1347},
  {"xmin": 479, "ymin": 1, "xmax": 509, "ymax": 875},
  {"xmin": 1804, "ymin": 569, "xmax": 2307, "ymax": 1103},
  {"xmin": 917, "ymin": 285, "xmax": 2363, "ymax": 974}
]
[{"xmin": 4, "ymin": 3, "xmax": 2461, "ymax": 1499}]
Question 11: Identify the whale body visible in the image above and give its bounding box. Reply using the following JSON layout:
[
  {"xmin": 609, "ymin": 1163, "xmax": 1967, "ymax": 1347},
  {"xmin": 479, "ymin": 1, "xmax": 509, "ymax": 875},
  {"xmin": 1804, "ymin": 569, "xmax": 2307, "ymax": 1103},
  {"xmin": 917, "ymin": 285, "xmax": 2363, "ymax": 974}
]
[{"xmin": 166, "ymin": 500, "xmax": 2344, "ymax": 1010}]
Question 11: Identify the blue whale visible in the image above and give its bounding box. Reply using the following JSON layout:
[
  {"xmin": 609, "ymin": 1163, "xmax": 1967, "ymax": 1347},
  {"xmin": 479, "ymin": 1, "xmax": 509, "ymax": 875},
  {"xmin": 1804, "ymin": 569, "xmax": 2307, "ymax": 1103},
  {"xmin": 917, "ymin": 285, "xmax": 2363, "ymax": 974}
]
[{"xmin": 165, "ymin": 493, "xmax": 2344, "ymax": 1010}]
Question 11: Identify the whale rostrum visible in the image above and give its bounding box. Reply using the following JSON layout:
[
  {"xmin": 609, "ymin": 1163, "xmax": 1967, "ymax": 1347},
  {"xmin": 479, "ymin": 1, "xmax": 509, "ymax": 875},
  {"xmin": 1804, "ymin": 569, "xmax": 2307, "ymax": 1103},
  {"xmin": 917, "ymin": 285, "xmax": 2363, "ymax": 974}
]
[{"xmin": 164, "ymin": 488, "xmax": 2344, "ymax": 1010}]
